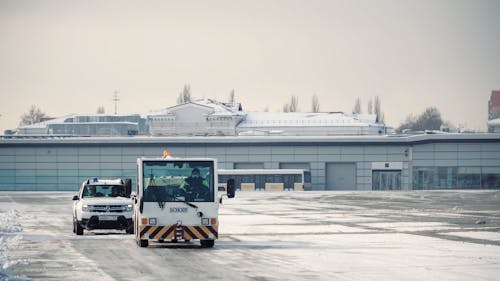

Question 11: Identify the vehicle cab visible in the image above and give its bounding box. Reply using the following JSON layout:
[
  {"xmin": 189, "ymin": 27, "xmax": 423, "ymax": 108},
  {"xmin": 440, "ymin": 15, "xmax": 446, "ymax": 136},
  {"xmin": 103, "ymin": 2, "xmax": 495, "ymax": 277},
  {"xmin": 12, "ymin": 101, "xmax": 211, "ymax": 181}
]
[
  {"xmin": 135, "ymin": 153, "xmax": 235, "ymax": 248},
  {"xmin": 72, "ymin": 177, "xmax": 134, "ymax": 235}
]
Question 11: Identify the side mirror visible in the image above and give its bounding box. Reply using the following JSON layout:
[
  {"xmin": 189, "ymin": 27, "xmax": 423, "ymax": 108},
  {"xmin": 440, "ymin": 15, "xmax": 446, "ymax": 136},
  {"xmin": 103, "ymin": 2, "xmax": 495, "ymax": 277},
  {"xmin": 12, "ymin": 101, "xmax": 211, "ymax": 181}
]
[
  {"xmin": 226, "ymin": 179, "xmax": 235, "ymax": 199},
  {"xmin": 72, "ymin": 195, "xmax": 79, "ymax": 201},
  {"xmin": 124, "ymin": 178, "xmax": 132, "ymax": 197}
]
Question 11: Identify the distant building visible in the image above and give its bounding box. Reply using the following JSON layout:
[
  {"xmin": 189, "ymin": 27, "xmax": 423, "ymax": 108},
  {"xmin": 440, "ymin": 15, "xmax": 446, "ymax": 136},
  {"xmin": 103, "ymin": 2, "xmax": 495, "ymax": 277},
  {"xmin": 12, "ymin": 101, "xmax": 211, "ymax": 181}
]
[
  {"xmin": 148, "ymin": 99, "xmax": 245, "ymax": 136},
  {"xmin": 488, "ymin": 118, "xmax": 500, "ymax": 133},
  {"xmin": 15, "ymin": 98, "xmax": 387, "ymax": 137},
  {"xmin": 488, "ymin": 90, "xmax": 500, "ymax": 120},
  {"xmin": 237, "ymin": 112, "xmax": 385, "ymax": 136},
  {"xmin": 18, "ymin": 114, "xmax": 147, "ymax": 136}
]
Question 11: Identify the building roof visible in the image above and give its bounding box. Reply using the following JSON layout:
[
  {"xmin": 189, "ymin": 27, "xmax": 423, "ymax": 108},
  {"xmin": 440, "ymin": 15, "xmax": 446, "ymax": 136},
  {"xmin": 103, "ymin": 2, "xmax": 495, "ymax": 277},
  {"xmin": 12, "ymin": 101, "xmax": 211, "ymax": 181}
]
[
  {"xmin": 239, "ymin": 112, "xmax": 379, "ymax": 128},
  {"xmin": 18, "ymin": 115, "xmax": 74, "ymax": 129},
  {"xmin": 18, "ymin": 114, "xmax": 143, "ymax": 130},
  {"xmin": 2, "ymin": 133, "xmax": 499, "ymax": 146},
  {"xmin": 148, "ymin": 99, "xmax": 244, "ymax": 117},
  {"xmin": 488, "ymin": 118, "xmax": 500, "ymax": 126}
]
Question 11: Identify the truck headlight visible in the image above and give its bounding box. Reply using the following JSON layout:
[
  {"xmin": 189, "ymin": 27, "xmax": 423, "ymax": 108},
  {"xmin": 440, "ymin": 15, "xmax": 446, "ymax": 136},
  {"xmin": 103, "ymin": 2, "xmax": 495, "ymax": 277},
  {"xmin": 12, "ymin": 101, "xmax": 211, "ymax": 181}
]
[
  {"xmin": 82, "ymin": 204, "xmax": 89, "ymax": 212},
  {"xmin": 126, "ymin": 204, "xmax": 133, "ymax": 212}
]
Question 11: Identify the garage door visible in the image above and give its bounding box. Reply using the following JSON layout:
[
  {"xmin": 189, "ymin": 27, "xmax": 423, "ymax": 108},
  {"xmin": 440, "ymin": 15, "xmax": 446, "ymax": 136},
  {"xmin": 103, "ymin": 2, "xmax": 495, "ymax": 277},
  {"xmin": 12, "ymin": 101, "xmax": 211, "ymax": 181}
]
[{"xmin": 326, "ymin": 163, "xmax": 356, "ymax": 190}]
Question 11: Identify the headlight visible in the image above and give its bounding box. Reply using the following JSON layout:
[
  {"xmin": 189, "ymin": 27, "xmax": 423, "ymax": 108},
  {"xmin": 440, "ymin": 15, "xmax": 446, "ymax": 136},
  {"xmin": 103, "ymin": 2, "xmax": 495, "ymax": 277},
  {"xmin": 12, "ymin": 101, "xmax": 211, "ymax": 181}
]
[
  {"xmin": 82, "ymin": 204, "xmax": 89, "ymax": 212},
  {"xmin": 125, "ymin": 204, "xmax": 133, "ymax": 212}
]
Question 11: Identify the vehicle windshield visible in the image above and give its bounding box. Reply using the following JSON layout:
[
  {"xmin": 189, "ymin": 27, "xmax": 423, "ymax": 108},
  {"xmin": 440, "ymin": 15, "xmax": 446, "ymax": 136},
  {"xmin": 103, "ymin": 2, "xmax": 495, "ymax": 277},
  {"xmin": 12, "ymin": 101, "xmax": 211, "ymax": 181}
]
[
  {"xmin": 82, "ymin": 185, "xmax": 126, "ymax": 198},
  {"xmin": 143, "ymin": 160, "xmax": 214, "ymax": 203}
]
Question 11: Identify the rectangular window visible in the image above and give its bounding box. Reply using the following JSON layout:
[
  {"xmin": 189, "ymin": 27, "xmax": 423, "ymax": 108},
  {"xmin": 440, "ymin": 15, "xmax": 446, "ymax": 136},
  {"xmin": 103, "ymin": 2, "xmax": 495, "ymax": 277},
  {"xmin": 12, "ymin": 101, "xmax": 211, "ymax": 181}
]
[
  {"xmin": 457, "ymin": 167, "xmax": 481, "ymax": 188},
  {"xmin": 413, "ymin": 167, "xmax": 435, "ymax": 190},
  {"xmin": 372, "ymin": 170, "xmax": 401, "ymax": 190},
  {"xmin": 481, "ymin": 167, "xmax": 500, "ymax": 189},
  {"xmin": 436, "ymin": 167, "xmax": 457, "ymax": 189}
]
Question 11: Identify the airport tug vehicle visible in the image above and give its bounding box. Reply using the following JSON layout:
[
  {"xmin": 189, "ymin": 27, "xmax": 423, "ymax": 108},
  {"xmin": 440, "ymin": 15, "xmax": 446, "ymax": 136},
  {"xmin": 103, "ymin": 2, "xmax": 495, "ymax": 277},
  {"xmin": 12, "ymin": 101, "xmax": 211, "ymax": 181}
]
[{"xmin": 134, "ymin": 150, "xmax": 235, "ymax": 248}]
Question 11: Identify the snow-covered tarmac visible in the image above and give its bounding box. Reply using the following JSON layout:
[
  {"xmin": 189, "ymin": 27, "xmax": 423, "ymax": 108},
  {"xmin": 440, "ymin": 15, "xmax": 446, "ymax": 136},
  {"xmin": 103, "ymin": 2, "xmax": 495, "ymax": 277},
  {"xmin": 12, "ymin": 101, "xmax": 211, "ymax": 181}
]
[{"xmin": 1, "ymin": 190, "xmax": 500, "ymax": 281}]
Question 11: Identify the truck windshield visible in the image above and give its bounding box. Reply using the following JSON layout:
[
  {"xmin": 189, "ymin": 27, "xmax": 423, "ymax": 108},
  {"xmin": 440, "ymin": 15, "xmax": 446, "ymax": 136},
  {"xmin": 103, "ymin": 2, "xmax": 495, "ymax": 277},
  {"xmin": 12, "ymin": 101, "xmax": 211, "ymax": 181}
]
[
  {"xmin": 83, "ymin": 185, "xmax": 126, "ymax": 198},
  {"xmin": 142, "ymin": 161, "xmax": 214, "ymax": 203}
]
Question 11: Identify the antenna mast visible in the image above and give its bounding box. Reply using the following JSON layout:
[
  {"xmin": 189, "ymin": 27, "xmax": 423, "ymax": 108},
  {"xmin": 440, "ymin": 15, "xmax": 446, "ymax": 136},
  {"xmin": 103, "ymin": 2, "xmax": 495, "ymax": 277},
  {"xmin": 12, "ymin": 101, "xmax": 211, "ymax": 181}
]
[{"xmin": 113, "ymin": 90, "xmax": 120, "ymax": 115}]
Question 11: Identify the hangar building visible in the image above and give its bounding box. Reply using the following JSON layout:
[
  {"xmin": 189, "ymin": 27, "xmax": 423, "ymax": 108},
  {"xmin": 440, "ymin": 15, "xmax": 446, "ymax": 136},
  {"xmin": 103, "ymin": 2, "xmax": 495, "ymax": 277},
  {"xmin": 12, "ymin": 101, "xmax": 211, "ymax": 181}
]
[{"xmin": 1, "ymin": 134, "xmax": 499, "ymax": 191}]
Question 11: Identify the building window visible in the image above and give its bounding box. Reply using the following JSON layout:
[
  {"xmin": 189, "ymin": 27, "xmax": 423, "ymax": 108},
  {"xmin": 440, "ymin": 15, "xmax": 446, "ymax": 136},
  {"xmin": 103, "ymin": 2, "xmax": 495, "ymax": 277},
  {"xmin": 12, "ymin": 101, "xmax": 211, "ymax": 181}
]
[
  {"xmin": 482, "ymin": 167, "xmax": 500, "ymax": 189},
  {"xmin": 413, "ymin": 166, "xmax": 500, "ymax": 190},
  {"xmin": 457, "ymin": 167, "xmax": 481, "ymax": 189},
  {"xmin": 436, "ymin": 167, "xmax": 457, "ymax": 189}
]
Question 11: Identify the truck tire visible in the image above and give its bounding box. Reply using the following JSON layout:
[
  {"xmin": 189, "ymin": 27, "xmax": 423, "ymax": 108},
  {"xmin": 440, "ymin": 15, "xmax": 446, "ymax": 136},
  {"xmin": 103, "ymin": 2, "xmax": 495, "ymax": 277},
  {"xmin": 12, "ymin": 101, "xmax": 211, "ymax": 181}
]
[
  {"xmin": 75, "ymin": 220, "xmax": 84, "ymax": 235},
  {"xmin": 126, "ymin": 225, "xmax": 134, "ymax": 234},
  {"xmin": 137, "ymin": 239, "xmax": 148, "ymax": 247},
  {"xmin": 200, "ymin": 239, "xmax": 214, "ymax": 248}
]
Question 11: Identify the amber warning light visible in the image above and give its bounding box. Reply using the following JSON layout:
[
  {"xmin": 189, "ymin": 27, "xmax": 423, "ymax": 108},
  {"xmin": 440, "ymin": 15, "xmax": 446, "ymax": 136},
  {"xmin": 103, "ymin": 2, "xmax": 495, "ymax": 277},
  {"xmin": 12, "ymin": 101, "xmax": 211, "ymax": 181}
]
[{"xmin": 163, "ymin": 149, "xmax": 170, "ymax": 158}]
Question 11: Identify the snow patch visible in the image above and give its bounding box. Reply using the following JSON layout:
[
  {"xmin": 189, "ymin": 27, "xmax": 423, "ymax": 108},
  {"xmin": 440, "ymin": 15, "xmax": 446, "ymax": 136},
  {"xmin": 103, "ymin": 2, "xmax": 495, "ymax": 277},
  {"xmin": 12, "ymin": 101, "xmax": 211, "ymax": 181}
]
[
  {"xmin": 0, "ymin": 210, "xmax": 22, "ymax": 233},
  {"xmin": 443, "ymin": 231, "xmax": 500, "ymax": 242},
  {"xmin": 0, "ymin": 209, "xmax": 31, "ymax": 281}
]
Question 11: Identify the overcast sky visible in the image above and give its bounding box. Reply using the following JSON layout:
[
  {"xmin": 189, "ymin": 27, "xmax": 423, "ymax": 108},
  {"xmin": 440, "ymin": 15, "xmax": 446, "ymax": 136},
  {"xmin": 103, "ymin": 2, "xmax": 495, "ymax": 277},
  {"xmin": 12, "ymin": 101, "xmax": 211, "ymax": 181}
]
[{"xmin": 1, "ymin": 0, "xmax": 499, "ymax": 132}]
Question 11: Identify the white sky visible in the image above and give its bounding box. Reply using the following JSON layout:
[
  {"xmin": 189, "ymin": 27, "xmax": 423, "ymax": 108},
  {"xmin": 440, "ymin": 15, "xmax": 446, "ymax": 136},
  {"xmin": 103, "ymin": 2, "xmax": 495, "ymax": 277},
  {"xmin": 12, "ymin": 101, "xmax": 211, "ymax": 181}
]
[{"xmin": 0, "ymin": 0, "xmax": 499, "ymax": 132}]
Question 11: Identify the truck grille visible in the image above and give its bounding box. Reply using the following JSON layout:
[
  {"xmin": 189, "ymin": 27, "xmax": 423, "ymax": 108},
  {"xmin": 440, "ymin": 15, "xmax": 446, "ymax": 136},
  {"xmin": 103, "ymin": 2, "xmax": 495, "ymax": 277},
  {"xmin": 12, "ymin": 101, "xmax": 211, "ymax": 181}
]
[{"xmin": 88, "ymin": 205, "xmax": 127, "ymax": 213}]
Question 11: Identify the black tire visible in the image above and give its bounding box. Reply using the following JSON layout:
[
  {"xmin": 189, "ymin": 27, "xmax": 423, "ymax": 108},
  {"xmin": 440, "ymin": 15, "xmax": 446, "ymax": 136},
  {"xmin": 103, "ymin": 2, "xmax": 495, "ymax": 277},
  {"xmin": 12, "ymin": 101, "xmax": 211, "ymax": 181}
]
[
  {"xmin": 126, "ymin": 225, "xmax": 134, "ymax": 234},
  {"xmin": 200, "ymin": 239, "xmax": 214, "ymax": 248},
  {"xmin": 137, "ymin": 239, "xmax": 148, "ymax": 247},
  {"xmin": 75, "ymin": 220, "xmax": 84, "ymax": 236},
  {"xmin": 72, "ymin": 218, "xmax": 76, "ymax": 233}
]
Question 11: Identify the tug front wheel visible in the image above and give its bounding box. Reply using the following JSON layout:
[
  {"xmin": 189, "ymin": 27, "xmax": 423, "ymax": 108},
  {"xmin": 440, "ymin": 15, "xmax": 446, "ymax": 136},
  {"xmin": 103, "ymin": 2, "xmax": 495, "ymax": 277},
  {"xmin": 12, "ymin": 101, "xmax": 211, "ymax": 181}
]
[
  {"xmin": 200, "ymin": 239, "xmax": 214, "ymax": 248},
  {"xmin": 137, "ymin": 239, "xmax": 148, "ymax": 247}
]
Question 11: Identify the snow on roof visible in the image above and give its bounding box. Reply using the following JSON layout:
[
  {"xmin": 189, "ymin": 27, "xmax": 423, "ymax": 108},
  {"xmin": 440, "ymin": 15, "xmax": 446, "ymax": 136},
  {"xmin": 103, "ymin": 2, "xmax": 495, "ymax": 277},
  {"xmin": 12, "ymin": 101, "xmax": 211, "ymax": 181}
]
[
  {"xmin": 18, "ymin": 115, "xmax": 73, "ymax": 129},
  {"xmin": 19, "ymin": 114, "xmax": 141, "ymax": 129},
  {"xmin": 147, "ymin": 99, "xmax": 244, "ymax": 117},
  {"xmin": 488, "ymin": 118, "xmax": 500, "ymax": 126},
  {"xmin": 2, "ymin": 133, "xmax": 499, "ymax": 145},
  {"xmin": 239, "ymin": 112, "xmax": 379, "ymax": 127}
]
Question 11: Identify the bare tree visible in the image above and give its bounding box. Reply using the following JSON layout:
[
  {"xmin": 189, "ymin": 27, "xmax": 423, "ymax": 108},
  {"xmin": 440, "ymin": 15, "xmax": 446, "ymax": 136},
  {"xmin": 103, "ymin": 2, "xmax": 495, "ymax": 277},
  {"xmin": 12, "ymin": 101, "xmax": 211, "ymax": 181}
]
[
  {"xmin": 20, "ymin": 105, "xmax": 48, "ymax": 126},
  {"xmin": 229, "ymin": 89, "xmax": 235, "ymax": 103},
  {"xmin": 177, "ymin": 84, "xmax": 192, "ymax": 104},
  {"xmin": 289, "ymin": 95, "xmax": 299, "ymax": 112},
  {"xmin": 283, "ymin": 95, "xmax": 299, "ymax": 112},
  {"xmin": 367, "ymin": 98, "xmax": 373, "ymax": 114},
  {"xmin": 312, "ymin": 94, "xmax": 320, "ymax": 113},
  {"xmin": 96, "ymin": 106, "xmax": 105, "ymax": 114},
  {"xmin": 397, "ymin": 107, "xmax": 443, "ymax": 132},
  {"xmin": 374, "ymin": 96, "xmax": 384, "ymax": 122},
  {"xmin": 353, "ymin": 97, "xmax": 361, "ymax": 114}
]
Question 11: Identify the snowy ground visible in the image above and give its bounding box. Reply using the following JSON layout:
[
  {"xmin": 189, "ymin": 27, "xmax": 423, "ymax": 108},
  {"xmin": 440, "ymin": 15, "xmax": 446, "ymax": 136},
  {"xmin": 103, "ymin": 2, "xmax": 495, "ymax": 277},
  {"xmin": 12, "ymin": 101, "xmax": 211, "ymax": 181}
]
[
  {"xmin": 1, "ymin": 190, "xmax": 500, "ymax": 280},
  {"xmin": 0, "ymin": 208, "xmax": 30, "ymax": 281}
]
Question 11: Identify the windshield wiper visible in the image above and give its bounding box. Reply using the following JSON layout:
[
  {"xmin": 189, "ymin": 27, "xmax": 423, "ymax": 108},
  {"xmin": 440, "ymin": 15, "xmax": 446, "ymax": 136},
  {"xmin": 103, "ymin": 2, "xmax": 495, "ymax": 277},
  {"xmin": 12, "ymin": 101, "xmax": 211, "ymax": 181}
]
[
  {"xmin": 165, "ymin": 193, "xmax": 198, "ymax": 210},
  {"xmin": 152, "ymin": 187, "xmax": 166, "ymax": 209}
]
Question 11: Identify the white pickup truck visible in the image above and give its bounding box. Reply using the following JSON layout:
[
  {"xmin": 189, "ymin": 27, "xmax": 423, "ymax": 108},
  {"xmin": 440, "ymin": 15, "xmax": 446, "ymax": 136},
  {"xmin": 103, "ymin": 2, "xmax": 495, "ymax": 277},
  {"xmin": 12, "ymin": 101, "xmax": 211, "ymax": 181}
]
[{"xmin": 72, "ymin": 178, "xmax": 134, "ymax": 235}]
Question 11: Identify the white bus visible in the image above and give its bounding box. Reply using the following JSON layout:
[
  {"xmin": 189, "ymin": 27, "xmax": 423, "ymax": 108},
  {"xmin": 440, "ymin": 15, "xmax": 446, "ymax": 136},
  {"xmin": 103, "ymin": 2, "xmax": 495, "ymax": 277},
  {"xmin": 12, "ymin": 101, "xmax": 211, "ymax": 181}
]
[{"xmin": 218, "ymin": 169, "xmax": 311, "ymax": 191}]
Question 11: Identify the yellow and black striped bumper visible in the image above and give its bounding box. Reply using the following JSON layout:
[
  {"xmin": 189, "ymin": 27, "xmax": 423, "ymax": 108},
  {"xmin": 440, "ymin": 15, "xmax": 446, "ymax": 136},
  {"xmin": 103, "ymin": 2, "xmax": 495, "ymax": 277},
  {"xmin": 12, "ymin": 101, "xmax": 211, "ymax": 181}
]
[{"xmin": 139, "ymin": 225, "xmax": 218, "ymax": 240}]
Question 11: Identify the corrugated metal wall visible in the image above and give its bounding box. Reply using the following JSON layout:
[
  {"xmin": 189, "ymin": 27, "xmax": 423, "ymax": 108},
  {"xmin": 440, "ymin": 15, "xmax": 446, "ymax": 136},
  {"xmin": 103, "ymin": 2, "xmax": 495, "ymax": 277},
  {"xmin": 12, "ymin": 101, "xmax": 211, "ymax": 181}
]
[{"xmin": 1, "ymin": 137, "xmax": 499, "ymax": 191}]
